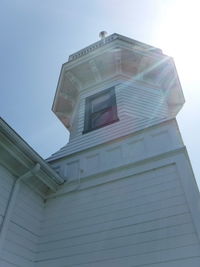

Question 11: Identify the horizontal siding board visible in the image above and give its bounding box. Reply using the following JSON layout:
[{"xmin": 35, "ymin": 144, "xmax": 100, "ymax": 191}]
[
  {"xmin": 118, "ymin": 85, "xmax": 162, "ymax": 95},
  {"xmin": 6, "ymin": 228, "xmax": 38, "ymax": 252},
  {"xmin": 1, "ymin": 250, "xmax": 34, "ymax": 267},
  {"xmin": 38, "ymin": 222, "xmax": 195, "ymax": 260},
  {"xmin": 141, "ymin": 257, "xmax": 200, "ymax": 267},
  {"xmin": 121, "ymin": 95, "xmax": 162, "ymax": 105},
  {"xmin": 124, "ymin": 98, "xmax": 165, "ymax": 109},
  {"xmin": 139, "ymin": 257, "xmax": 200, "ymax": 267},
  {"xmin": 38, "ymin": 233, "xmax": 198, "ymax": 261},
  {"xmin": 14, "ymin": 201, "xmax": 43, "ymax": 223},
  {"xmin": 121, "ymin": 88, "xmax": 163, "ymax": 99},
  {"xmin": 36, "ymin": 243, "xmax": 200, "ymax": 267},
  {"xmin": 43, "ymin": 166, "xmax": 181, "ymax": 233},
  {"xmin": 0, "ymin": 258, "xmax": 20, "ymax": 267},
  {"xmin": 15, "ymin": 198, "xmax": 44, "ymax": 217},
  {"xmin": 74, "ymin": 119, "xmax": 149, "ymax": 140},
  {"xmin": 4, "ymin": 240, "xmax": 35, "ymax": 261},
  {"xmin": 50, "ymin": 116, "xmax": 159, "ymax": 154},
  {"xmin": 8, "ymin": 221, "xmax": 39, "ymax": 244},
  {"xmin": 49, "ymin": 124, "xmax": 163, "ymax": 159},
  {"xmin": 38, "ymin": 213, "xmax": 192, "ymax": 251},
  {"xmin": 122, "ymin": 94, "xmax": 163, "ymax": 106},
  {"xmin": 15, "ymin": 201, "xmax": 43, "ymax": 219},
  {"xmin": 122, "ymin": 95, "xmax": 167, "ymax": 110},
  {"xmin": 66, "ymin": 116, "xmax": 161, "ymax": 140},
  {"xmin": 43, "ymin": 185, "xmax": 182, "ymax": 227},
  {"xmin": 124, "ymin": 106, "xmax": 168, "ymax": 117},
  {"xmin": 17, "ymin": 192, "xmax": 44, "ymax": 213},
  {"xmin": 42, "ymin": 194, "xmax": 186, "ymax": 235},
  {"xmin": 19, "ymin": 184, "xmax": 44, "ymax": 208},
  {"xmin": 44, "ymin": 167, "xmax": 178, "ymax": 208},
  {"xmin": 40, "ymin": 204, "xmax": 189, "ymax": 243},
  {"xmin": 11, "ymin": 211, "xmax": 41, "ymax": 235},
  {"xmin": 44, "ymin": 186, "xmax": 182, "ymax": 225},
  {"xmin": 43, "ymin": 188, "xmax": 184, "ymax": 232},
  {"xmin": 43, "ymin": 186, "xmax": 182, "ymax": 227},
  {"xmin": 70, "ymin": 245, "xmax": 200, "ymax": 267},
  {"xmin": 43, "ymin": 178, "xmax": 181, "ymax": 222}
]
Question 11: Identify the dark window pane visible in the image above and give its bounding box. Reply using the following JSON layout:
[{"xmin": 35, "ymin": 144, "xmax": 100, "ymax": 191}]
[
  {"xmin": 91, "ymin": 108, "xmax": 114, "ymax": 128},
  {"xmin": 83, "ymin": 87, "xmax": 119, "ymax": 133},
  {"xmin": 91, "ymin": 93, "xmax": 111, "ymax": 113}
]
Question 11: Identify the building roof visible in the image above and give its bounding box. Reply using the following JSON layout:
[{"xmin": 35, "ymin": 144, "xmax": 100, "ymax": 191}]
[{"xmin": 0, "ymin": 118, "xmax": 64, "ymax": 195}]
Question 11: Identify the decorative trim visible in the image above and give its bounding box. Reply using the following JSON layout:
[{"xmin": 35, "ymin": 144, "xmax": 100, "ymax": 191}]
[{"xmin": 68, "ymin": 33, "xmax": 162, "ymax": 62}]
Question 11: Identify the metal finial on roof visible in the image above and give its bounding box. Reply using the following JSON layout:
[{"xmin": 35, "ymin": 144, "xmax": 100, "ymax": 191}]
[{"xmin": 99, "ymin": 31, "xmax": 108, "ymax": 39}]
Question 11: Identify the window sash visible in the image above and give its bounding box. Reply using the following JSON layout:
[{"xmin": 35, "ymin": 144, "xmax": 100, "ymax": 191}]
[{"xmin": 83, "ymin": 87, "xmax": 119, "ymax": 133}]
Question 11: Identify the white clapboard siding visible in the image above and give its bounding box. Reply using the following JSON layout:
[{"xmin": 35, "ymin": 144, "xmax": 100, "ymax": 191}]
[
  {"xmin": 0, "ymin": 165, "xmax": 44, "ymax": 267},
  {"xmin": 6, "ymin": 225, "xmax": 38, "ymax": 251},
  {"xmin": 42, "ymin": 185, "xmax": 184, "ymax": 227},
  {"xmin": 41, "ymin": 195, "xmax": 186, "ymax": 236},
  {"xmin": 42, "ymin": 174, "xmax": 181, "ymax": 227},
  {"xmin": 42, "ymin": 164, "xmax": 179, "ymax": 219},
  {"xmin": 49, "ymin": 117, "xmax": 165, "ymax": 161},
  {"xmin": 43, "ymin": 187, "xmax": 184, "ymax": 229},
  {"xmin": 48, "ymin": 83, "xmax": 169, "ymax": 161},
  {"xmin": 38, "ymin": 215, "xmax": 193, "ymax": 252},
  {"xmin": 1, "ymin": 250, "xmax": 35, "ymax": 267},
  {"xmin": 3, "ymin": 240, "xmax": 35, "ymax": 262},
  {"xmin": 38, "ymin": 222, "xmax": 195, "ymax": 260},
  {"xmin": 63, "ymin": 245, "xmax": 200, "ymax": 267},
  {"xmin": 0, "ymin": 165, "xmax": 14, "ymax": 217},
  {"xmin": 0, "ymin": 258, "xmax": 21, "ymax": 267},
  {"xmin": 37, "ymin": 164, "xmax": 200, "ymax": 266}
]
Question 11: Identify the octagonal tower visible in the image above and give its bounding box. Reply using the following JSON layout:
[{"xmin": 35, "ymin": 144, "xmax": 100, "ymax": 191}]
[
  {"xmin": 48, "ymin": 33, "xmax": 184, "ymax": 161},
  {"xmin": 42, "ymin": 33, "xmax": 200, "ymax": 267}
]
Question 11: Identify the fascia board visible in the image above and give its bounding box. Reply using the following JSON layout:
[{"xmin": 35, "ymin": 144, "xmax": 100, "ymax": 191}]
[{"xmin": 0, "ymin": 119, "xmax": 64, "ymax": 186}]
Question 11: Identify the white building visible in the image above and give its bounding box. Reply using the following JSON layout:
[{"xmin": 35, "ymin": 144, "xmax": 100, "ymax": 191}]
[{"xmin": 1, "ymin": 33, "xmax": 200, "ymax": 266}]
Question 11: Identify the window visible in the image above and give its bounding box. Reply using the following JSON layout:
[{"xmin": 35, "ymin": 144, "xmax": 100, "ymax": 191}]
[{"xmin": 83, "ymin": 87, "xmax": 119, "ymax": 133}]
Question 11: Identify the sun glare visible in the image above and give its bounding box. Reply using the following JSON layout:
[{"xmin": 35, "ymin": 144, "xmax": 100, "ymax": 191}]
[{"xmin": 158, "ymin": 0, "xmax": 200, "ymax": 84}]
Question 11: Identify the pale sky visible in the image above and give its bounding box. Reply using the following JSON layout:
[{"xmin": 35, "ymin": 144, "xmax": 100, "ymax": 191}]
[{"xmin": 1, "ymin": 0, "xmax": 200, "ymax": 187}]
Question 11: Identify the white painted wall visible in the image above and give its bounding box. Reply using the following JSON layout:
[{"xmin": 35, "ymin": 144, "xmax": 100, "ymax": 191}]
[
  {"xmin": 37, "ymin": 120, "xmax": 200, "ymax": 266},
  {"xmin": 0, "ymin": 165, "xmax": 44, "ymax": 267},
  {"xmin": 1, "ymin": 120, "xmax": 200, "ymax": 266},
  {"xmin": 37, "ymin": 153, "xmax": 200, "ymax": 266},
  {"xmin": 50, "ymin": 120, "xmax": 183, "ymax": 182}
]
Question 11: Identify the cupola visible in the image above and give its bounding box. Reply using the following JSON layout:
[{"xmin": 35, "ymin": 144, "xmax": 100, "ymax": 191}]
[{"xmin": 52, "ymin": 33, "xmax": 184, "ymax": 132}]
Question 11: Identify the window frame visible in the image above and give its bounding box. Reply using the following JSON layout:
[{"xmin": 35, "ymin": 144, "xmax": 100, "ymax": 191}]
[{"xmin": 83, "ymin": 86, "xmax": 119, "ymax": 134}]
